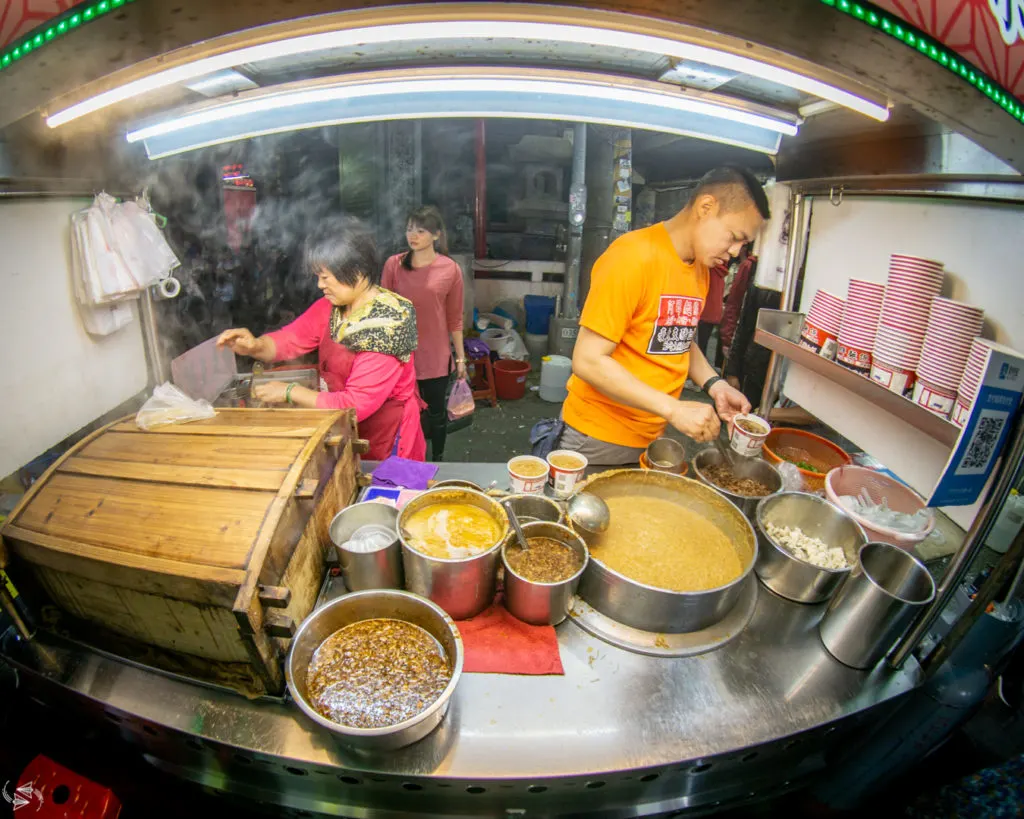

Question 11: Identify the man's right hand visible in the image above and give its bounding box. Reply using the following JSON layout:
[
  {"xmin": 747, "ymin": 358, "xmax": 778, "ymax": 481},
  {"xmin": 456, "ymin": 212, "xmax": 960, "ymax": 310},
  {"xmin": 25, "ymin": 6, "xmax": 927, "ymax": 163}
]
[{"xmin": 666, "ymin": 401, "xmax": 720, "ymax": 442}]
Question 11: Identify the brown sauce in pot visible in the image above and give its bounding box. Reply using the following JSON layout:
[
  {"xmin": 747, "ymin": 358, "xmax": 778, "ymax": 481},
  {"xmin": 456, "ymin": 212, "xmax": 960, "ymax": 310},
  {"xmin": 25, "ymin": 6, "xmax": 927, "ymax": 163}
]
[
  {"xmin": 703, "ymin": 463, "xmax": 773, "ymax": 497},
  {"xmin": 307, "ymin": 619, "xmax": 451, "ymax": 729},
  {"xmin": 506, "ymin": 537, "xmax": 583, "ymax": 582}
]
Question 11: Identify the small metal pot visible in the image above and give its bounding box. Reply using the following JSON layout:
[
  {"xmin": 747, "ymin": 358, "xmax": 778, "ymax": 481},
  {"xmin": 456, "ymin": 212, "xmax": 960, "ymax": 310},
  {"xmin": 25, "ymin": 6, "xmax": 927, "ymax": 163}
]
[
  {"xmin": 691, "ymin": 448, "xmax": 783, "ymax": 520},
  {"xmin": 503, "ymin": 494, "xmax": 564, "ymax": 526},
  {"xmin": 399, "ymin": 488, "xmax": 508, "ymax": 620},
  {"xmin": 286, "ymin": 590, "xmax": 462, "ymax": 750},
  {"xmin": 329, "ymin": 503, "xmax": 403, "ymax": 591},
  {"xmin": 645, "ymin": 438, "xmax": 687, "ymax": 473},
  {"xmin": 431, "ymin": 479, "xmax": 483, "ymax": 492},
  {"xmin": 503, "ymin": 522, "xmax": 588, "ymax": 626},
  {"xmin": 754, "ymin": 492, "xmax": 868, "ymax": 604}
]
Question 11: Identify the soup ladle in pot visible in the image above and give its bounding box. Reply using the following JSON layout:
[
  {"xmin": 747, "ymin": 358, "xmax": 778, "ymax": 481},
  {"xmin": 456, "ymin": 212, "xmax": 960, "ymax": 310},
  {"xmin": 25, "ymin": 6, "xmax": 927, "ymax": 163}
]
[{"xmin": 501, "ymin": 500, "xmax": 530, "ymax": 552}]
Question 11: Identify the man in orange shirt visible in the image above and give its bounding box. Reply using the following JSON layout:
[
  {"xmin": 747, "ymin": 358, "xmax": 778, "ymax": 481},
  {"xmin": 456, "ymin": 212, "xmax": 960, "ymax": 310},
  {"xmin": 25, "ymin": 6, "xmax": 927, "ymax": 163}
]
[{"xmin": 560, "ymin": 166, "xmax": 769, "ymax": 464}]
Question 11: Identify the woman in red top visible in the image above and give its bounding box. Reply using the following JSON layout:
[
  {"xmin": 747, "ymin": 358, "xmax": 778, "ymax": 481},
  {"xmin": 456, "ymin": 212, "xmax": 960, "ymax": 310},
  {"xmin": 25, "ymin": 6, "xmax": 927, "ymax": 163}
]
[
  {"xmin": 217, "ymin": 218, "xmax": 426, "ymax": 461},
  {"xmin": 382, "ymin": 206, "xmax": 465, "ymax": 461}
]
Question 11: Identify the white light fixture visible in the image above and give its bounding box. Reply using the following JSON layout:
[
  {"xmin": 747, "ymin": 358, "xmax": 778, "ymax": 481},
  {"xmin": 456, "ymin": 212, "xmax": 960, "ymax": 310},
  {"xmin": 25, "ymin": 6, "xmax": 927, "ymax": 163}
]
[
  {"xmin": 128, "ymin": 76, "xmax": 798, "ymax": 142},
  {"xmin": 126, "ymin": 69, "xmax": 797, "ymax": 160},
  {"xmin": 48, "ymin": 18, "xmax": 890, "ymax": 127}
]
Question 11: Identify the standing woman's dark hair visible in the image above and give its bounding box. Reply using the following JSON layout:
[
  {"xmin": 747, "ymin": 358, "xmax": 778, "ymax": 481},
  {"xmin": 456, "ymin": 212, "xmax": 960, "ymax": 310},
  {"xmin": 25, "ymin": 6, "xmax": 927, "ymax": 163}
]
[{"xmin": 401, "ymin": 206, "xmax": 449, "ymax": 269}]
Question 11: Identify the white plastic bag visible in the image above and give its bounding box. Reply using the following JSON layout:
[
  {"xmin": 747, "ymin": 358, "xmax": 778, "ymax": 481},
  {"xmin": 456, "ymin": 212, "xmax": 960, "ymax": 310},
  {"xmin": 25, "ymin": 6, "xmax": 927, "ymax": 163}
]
[
  {"xmin": 136, "ymin": 383, "xmax": 216, "ymax": 430},
  {"xmin": 777, "ymin": 462, "xmax": 806, "ymax": 492},
  {"xmin": 108, "ymin": 199, "xmax": 180, "ymax": 285},
  {"xmin": 341, "ymin": 524, "xmax": 397, "ymax": 553},
  {"xmin": 497, "ymin": 329, "xmax": 530, "ymax": 362},
  {"xmin": 70, "ymin": 209, "xmax": 135, "ymax": 336}
]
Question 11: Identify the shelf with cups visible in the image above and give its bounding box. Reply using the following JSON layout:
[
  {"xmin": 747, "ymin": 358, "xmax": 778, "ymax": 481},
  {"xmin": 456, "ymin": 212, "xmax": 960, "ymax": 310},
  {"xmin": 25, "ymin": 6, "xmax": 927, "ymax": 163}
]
[{"xmin": 754, "ymin": 310, "xmax": 976, "ymax": 527}]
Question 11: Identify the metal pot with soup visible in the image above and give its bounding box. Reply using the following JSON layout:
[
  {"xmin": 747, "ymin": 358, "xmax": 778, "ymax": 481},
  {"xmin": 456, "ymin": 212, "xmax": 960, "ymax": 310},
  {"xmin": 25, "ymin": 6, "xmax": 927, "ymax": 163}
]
[
  {"xmin": 574, "ymin": 469, "xmax": 758, "ymax": 633},
  {"xmin": 398, "ymin": 488, "xmax": 509, "ymax": 619}
]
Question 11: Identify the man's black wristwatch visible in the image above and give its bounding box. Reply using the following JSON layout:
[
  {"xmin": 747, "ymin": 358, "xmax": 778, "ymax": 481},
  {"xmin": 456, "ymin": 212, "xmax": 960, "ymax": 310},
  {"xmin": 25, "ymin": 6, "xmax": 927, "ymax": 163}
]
[{"xmin": 701, "ymin": 374, "xmax": 724, "ymax": 395}]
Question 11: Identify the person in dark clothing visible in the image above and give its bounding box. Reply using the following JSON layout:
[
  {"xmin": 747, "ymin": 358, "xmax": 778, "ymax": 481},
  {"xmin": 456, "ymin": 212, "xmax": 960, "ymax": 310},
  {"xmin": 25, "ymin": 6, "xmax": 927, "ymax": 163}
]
[{"xmin": 723, "ymin": 266, "xmax": 781, "ymax": 412}]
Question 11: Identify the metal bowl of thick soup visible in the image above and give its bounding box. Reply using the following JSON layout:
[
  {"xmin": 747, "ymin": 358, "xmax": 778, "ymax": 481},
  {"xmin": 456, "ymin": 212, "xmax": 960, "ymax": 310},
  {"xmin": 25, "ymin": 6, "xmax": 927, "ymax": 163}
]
[
  {"xmin": 286, "ymin": 590, "xmax": 463, "ymax": 751},
  {"xmin": 398, "ymin": 487, "xmax": 509, "ymax": 620},
  {"xmin": 573, "ymin": 470, "xmax": 757, "ymax": 633}
]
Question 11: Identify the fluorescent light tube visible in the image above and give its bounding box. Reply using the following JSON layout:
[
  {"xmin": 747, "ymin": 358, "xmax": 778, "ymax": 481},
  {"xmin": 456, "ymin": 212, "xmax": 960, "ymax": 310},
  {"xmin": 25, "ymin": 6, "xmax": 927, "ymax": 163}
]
[
  {"xmin": 48, "ymin": 19, "xmax": 889, "ymax": 127},
  {"xmin": 127, "ymin": 76, "xmax": 798, "ymax": 142},
  {"xmin": 127, "ymin": 70, "xmax": 793, "ymax": 159}
]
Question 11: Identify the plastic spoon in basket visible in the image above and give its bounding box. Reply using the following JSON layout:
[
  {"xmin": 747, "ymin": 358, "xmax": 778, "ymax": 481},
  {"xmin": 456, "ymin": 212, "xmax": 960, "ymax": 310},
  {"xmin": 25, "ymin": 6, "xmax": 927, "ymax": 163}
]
[{"xmin": 502, "ymin": 500, "xmax": 530, "ymax": 552}]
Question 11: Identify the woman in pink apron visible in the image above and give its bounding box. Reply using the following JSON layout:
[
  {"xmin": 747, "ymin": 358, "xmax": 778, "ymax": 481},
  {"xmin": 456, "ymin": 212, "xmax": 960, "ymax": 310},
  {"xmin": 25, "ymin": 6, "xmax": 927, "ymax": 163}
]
[{"xmin": 218, "ymin": 218, "xmax": 426, "ymax": 461}]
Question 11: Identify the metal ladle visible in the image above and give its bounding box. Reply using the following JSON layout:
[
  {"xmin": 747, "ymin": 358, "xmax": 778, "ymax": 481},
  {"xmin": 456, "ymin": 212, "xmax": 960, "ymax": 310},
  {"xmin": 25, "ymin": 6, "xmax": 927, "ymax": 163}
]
[
  {"xmin": 567, "ymin": 492, "xmax": 611, "ymax": 536},
  {"xmin": 502, "ymin": 500, "xmax": 530, "ymax": 551}
]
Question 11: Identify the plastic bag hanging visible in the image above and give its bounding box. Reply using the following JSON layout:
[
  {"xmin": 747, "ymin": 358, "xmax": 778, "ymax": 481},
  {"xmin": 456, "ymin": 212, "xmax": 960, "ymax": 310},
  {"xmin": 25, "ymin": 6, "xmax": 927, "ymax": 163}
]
[{"xmin": 447, "ymin": 378, "xmax": 475, "ymax": 421}]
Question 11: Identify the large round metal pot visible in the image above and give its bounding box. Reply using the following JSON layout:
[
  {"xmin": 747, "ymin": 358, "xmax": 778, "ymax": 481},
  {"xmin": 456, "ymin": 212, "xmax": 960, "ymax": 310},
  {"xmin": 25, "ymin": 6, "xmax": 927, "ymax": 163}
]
[
  {"xmin": 285, "ymin": 590, "xmax": 463, "ymax": 751},
  {"xmin": 573, "ymin": 469, "xmax": 757, "ymax": 633},
  {"xmin": 691, "ymin": 448, "xmax": 783, "ymax": 520},
  {"xmin": 754, "ymin": 492, "xmax": 868, "ymax": 604},
  {"xmin": 398, "ymin": 487, "xmax": 508, "ymax": 620}
]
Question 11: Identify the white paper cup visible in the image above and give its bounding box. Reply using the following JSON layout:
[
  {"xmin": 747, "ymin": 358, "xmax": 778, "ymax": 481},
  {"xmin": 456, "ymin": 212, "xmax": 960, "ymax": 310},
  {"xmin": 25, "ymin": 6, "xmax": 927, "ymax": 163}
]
[
  {"xmin": 545, "ymin": 450, "xmax": 588, "ymax": 498},
  {"xmin": 729, "ymin": 413, "xmax": 771, "ymax": 457},
  {"xmin": 508, "ymin": 455, "xmax": 549, "ymax": 495}
]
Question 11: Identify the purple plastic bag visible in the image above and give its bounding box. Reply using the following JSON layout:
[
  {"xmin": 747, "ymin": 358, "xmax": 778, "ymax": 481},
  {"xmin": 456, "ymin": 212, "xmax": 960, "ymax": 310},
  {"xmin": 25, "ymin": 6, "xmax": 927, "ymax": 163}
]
[{"xmin": 447, "ymin": 377, "xmax": 475, "ymax": 421}]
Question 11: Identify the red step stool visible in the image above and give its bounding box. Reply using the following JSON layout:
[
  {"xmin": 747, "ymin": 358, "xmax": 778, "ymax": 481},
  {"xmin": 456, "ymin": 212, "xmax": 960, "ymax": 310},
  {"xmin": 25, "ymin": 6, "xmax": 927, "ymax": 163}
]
[
  {"xmin": 467, "ymin": 353, "xmax": 499, "ymax": 408},
  {"xmin": 12, "ymin": 755, "xmax": 121, "ymax": 818}
]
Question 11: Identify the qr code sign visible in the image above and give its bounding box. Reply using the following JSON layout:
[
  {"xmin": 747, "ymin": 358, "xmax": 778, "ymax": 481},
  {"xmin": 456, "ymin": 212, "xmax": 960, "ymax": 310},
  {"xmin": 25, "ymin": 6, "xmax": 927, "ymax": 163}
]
[{"xmin": 954, "ymin": 410, "xmax": 1009, "ymax": 477}]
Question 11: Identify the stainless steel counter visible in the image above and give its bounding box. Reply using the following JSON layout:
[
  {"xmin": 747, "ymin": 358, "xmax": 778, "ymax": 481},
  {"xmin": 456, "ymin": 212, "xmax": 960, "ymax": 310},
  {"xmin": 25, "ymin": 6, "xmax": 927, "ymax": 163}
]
[{"xmin": 1, "ymin": 463, "xmax": 922, "ymax": 818}]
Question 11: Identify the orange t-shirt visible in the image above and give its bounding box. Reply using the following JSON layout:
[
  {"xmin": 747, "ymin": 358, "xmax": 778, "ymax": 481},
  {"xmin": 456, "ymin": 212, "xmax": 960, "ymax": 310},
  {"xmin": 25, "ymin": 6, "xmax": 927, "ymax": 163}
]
[{"xmin": 563, "ymin": 223, "xmax": 709, "ymax": 448}]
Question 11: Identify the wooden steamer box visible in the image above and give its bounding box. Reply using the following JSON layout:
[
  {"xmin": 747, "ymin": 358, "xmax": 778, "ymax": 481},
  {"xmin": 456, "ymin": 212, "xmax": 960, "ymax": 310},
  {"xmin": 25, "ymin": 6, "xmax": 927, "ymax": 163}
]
[{"xmin": 0, "ymin": 408, "xmax": 362, "ymax": 695}]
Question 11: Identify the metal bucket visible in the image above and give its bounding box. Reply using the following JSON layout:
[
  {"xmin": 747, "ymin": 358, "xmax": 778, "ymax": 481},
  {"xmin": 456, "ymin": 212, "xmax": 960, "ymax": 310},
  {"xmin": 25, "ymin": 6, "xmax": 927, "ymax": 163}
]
[
  {"xmin": 573, "ymin": 469, "xmax": 757, "ymax": 633},
  {"xmin": 398, "ymin": 488, "xmax": 508, "ymax": 620},
  {"xmin": 691, "ymin": 448, "xmax": 783, "ymax": 520},
  {"xmin": 503, "ymin": 522, "xmax": 588, "ymax": 626},
  {"xmin": 328, "ymin": 502, "xmax": 403, "ymax": 591},
  {"xmin": 285, "ymin": 590, "xmax": 463, "ymax": 750},
  {"xmin": 819, "ymin": 541, "xmax": 936, "ymax": 668}
]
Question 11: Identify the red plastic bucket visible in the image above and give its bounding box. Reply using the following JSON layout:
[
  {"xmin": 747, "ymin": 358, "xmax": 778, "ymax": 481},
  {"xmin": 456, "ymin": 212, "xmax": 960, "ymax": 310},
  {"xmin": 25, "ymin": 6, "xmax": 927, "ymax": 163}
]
[{"xmin": 494, "ymin": 359, "xmax": 532, "ymax": 400}]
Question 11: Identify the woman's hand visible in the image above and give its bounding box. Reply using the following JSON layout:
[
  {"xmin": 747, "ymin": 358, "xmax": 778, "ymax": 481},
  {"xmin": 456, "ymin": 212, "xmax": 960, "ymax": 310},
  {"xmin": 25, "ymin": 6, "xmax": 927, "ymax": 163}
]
[
  {"xmin": 252, "ymin": 380, "xmax": 290, "ymax": 404},
  {"xmin": 456, "ymin": 358, "xmax": 468, "ymax": 380},
  {"xmin": 217, "ymin": 328, "xmax": 263, "ymax": 358}
]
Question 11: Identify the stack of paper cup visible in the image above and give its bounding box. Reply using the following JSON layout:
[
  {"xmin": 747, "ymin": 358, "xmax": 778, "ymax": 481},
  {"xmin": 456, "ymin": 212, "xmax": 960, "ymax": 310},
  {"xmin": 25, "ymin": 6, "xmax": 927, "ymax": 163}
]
[
  {"xmin": 952, "ymin": 338, "xmax": 996, "ymax": 427},
  {"xmin": 913, "ymin": 298, "xmax": 984, "ymax": 418},
  {"xmin": 837, "ymin": 279, "xmax": 885, "ymax": 375},
  {"xmin": 800, "ymin": 289, "xmax": 845, "ymax": 360},
  {"xmin": 871, "ymin": 254, "xmax": 944, "ymax": 395}
]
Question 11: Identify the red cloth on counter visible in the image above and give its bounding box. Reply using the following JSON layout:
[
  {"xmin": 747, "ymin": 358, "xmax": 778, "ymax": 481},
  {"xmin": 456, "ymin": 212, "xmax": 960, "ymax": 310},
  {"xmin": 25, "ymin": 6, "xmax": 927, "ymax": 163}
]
[
  {"xmin": 382, "ymin": 253, "xmax": 464, "ymax": 380},
  {"xmin": 700, "ymin": 264, "xmax": 728, "ymax": 324},
  {"xmin": 266, "ymin": 297, "xmax": 426, "ymax": 461},
  {"xmin": 456, "ymin": 595, "xmax": 564, "ymax": 675}
]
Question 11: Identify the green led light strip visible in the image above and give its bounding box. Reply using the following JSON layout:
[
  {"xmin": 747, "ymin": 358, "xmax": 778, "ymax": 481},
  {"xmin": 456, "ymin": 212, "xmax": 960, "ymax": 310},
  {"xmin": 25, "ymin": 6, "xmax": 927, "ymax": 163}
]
[
  {"xmin": 820, "ymin": 0, "xmax": 1024, "ymax": 124},
  {"xmin": 0, "ymin": 0, "xmax": 134, "ymax": 74}
]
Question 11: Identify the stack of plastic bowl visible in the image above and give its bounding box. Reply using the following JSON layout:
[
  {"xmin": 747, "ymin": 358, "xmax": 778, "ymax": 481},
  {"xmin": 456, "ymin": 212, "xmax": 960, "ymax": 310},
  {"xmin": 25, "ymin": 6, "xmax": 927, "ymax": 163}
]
[
  {"xmin": 836, "ymin": 279, "xmax": 885, "ymax": 376},
  {"xmin": 800, "ymin": 289, "xmax": 845, "ymax": 360},
  {"xmin": 952, "ymin": 337, "xmax": 997, "ymax": 427},
  {"xmin": 871, "ymin": 254, "xmax": 944, "ymax": 395},
  {"xmin": 914, "ymin": 297, "xmax": 984, "ymax": 419}
]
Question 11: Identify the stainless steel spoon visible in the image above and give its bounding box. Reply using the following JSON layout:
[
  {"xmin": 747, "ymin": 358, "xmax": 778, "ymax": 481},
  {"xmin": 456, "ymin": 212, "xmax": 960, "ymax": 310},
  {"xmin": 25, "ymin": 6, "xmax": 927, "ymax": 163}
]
[{"xmin": 502, "ymin": 500, "xmax": 530, "ymax": 551}]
